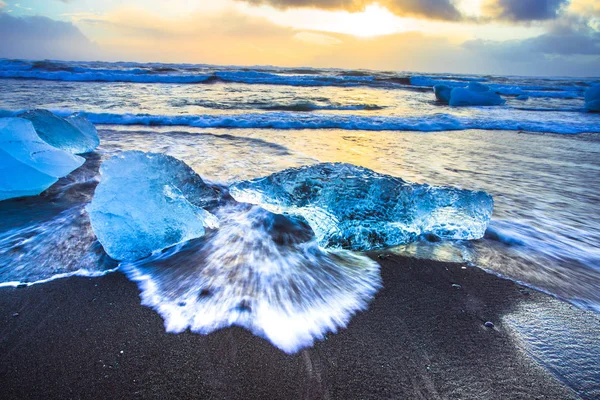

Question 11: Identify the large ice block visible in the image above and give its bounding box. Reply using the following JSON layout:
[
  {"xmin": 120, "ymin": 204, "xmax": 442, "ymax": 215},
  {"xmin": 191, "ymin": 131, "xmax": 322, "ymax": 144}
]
[
  {"xmin": 0, "ymin": 118, "xmax": 84, "ymax": 201},
  {"xmin": 87, "ymin": 151, "xmax": 221, "ymax": 261},
  {"xmin": 229, "ymin": 163, "xmax": 494, "ymax": 251}
]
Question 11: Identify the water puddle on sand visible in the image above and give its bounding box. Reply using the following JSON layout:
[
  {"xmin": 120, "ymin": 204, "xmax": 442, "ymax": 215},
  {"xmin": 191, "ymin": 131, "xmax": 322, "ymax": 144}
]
[{"xmin": 503, "ymin": 296, "xmax": 600, "ymax": 399}]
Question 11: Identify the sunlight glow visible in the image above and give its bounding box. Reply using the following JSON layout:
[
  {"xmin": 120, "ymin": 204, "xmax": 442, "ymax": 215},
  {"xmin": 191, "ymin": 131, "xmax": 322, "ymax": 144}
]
[
  {"xmin": 456, "ymin": 0, "xmax": 485, "ymax": 17},
  {"xmin": 241, "ymin": 4, "xmax": 414, "ymax": 37}
]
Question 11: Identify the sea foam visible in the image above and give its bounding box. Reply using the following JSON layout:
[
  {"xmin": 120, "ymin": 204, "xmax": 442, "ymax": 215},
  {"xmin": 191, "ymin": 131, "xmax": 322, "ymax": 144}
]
[{"xmin": 122, "ymin": 204, "xmax": 381, "ymax": 353}]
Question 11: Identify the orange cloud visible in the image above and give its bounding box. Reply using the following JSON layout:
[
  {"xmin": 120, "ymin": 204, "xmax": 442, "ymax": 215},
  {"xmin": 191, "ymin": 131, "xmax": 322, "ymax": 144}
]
[
  {"xmin": 77, "ymin": 8, "xmax": 326, "ymax": 65},
  {"xmin": 569, "ymin": 0, "xmax": 600, "ymax": 17}
]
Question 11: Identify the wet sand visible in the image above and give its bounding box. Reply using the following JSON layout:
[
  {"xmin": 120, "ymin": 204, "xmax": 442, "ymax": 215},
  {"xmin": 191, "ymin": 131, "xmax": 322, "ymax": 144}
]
[{"xmin": 0, "ymin": 255, "xmax": 578, "ymax": 399}]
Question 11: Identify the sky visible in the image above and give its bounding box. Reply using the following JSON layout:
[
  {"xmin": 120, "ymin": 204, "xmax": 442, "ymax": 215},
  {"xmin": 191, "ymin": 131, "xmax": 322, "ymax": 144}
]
[{"xmin": 0, "ymin": 0, "xmax": 599, "ymax": 76}]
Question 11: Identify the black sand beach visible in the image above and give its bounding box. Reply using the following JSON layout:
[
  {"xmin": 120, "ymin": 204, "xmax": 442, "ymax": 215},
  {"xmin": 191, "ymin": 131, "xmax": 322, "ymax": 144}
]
[{"xmin": 0, "ymin": 254, "xmax": 579, "ymax": 399}]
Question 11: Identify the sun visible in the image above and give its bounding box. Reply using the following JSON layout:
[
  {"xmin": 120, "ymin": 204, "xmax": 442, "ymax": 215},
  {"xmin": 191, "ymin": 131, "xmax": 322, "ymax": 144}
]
[
  {"xmin": 324, "ymin": 4, "xmax": 406, "ymax": 37},
  {"xmin": 241, "ymin": 3, "xmax": 417, "ymax": 38}
]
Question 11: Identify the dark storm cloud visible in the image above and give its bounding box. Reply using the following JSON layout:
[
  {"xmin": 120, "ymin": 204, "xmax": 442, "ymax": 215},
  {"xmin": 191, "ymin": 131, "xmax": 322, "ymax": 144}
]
[
  {"xmin": 0, "ymin": 13, "xmax": 97, "ymax": 60},
  {"xmin": 240, "ymin": 0, "xmax": 462, "ymax": 20},
  {"xmin": 484, "ymin": 0, "xmax": 569, "ymax": 21}
]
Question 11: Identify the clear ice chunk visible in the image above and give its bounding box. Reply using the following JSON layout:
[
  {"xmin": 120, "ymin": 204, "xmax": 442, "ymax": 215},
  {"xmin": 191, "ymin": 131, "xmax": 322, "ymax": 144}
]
[
  {"xmin": 585, "ymin": 85, "xmax": 600, "ymax": 112},
  {"xmin": 229, "ymin": 163, "xmax": 494, "ymax": 251},
  {"xmin": 19, "ymin": 109, "xmax": 99, "ymax": 154},
  {"xmin": 87, "ymin": 151, "xmax": 221, "ymax": 261},
  {"xmin": 0, "ymin": 118, "xmax": 84, "ymax": 201}
]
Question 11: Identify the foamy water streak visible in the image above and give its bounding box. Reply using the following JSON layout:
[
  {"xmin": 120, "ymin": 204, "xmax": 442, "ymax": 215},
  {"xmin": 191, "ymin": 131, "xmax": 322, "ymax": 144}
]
[
  {"xmin": 122, "ymin": 204, "xmax": 381, "ymax": 353},
  {"xmin": 392, "ymin": 219, "xmax": 600, "ymax": 313},
  {"xmin": 0, "ymin": 153, "xmax": 118, "ymax": 285},
  {"xmin": 0, "ymin": 206, "xmax": 116, "ymax": 285}
]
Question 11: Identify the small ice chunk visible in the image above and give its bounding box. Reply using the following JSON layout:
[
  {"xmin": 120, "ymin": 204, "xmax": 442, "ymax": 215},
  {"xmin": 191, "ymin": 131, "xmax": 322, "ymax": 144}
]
[
  {"xmin": 19, "ymin": 109, "xmax": 99, "ymax": 154},
  {"xmin": 434, "ymin": 84, "xmax": 452, "ymax": 103},
  {"xmin": 449, "ymin": 83, "xmax": 506, "ymax": 107},
  {"xmin": 0, "ymin": 118, "xmax": 84, "ymax": 201},
  {"xmin": 87, "ymin": 151, "xmax": 222, "ymax": 261},
  {"xmin": 585, "ymin": 85, "xmax": 600, "ymax": 112},
  {"xmin": 229, "ymin": 163, "xmax": 494, "ymax": 251}
]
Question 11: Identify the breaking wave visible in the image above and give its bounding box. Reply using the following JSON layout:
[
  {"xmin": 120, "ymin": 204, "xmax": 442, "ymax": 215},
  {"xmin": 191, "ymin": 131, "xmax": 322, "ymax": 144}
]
[
  {"xmin": 2, "ymin": 60, "xmax": 596, "ymax": 100},
  {"xmin": 168, "ymin": 99, "xmax": 384, "ymax": 112},
  {"xmin": 35, "ymin": 110, "xmax": 600, "ymax": 134}
]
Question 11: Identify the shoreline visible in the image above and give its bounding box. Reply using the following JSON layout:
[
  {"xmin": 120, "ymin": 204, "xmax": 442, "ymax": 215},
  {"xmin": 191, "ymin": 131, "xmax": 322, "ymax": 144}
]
[{"xmin": 0, "ymin": 254, "xmax": 581, "ymax": 399}]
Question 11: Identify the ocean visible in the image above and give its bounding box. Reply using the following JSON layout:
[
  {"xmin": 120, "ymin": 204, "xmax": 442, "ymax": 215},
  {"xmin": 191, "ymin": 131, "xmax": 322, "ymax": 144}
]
[{"xmin": 1, "ymin": 58, "xmax": 599, "ymax": 349}]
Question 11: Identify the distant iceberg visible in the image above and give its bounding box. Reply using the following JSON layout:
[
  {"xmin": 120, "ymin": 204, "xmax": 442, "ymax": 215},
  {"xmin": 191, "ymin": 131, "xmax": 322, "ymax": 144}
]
[
  {"xmin": 19, "ymin": 109, "xmax": 99, "ymax": 154},
  {"xmin": 585, "ymin": 85, "xmax": 600, "ymax": 112},
  {"xmin": 229, "ymin": 163, "xmax": 494, "ymax": 251},
  {"xmin": 448, "ymin": 82, "xmax": 506, "ymax": 107},
  {"xmin": 435, "ymin": 82, "xmax": 506, "ymax": 107},
  {"xmin": 87, "ymin": 151, "xmax": 222, "ymax": 261},
  {"xmin": 0, "ymin": 118, "xmax": 85, "ymax": 201},
  {"xmin": 434, "ymin": 84, "xmax": 452, "ymax": 103}
]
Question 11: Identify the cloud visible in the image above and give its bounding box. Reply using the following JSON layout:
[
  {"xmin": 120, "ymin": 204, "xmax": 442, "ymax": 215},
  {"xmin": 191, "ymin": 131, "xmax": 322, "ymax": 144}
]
[
  {"xmin": 569, "ymin": 0, "xmax": 600, "ymax": 18},
  {"xmin": 0, "ymin": 6, "xmax": 597, "ymax": 76},
  {"xmin": 0, "ymin": 13, "xmax": 98, "ymax": 60},
  {"xmin": 73, "ymin": 7, "xmax": 467, "ymax": 67},
  {"xmin": 240, "ymin": 0, "xmax": 462, "ymax": 20},
  {"xmin": 74, "ymin": 8, "xmax": 312, "ymax": 65},
  {"xmin": 483, "ymin": 0, "xmax": 569, "ymax": 21},
  {"xmin": 308, "ymin": 31, "xmax": 471, "ymax": 71},
  {"xmin": 0, "ymin": 1, "xmax": 6, "ymax": 9},
  {"xmin": 385, "ymin": 0, "xmax": 461, "ymax": 20},
  {"xmin": 305, "ymin": 14, "xmax": 600, "ymax": 76},
  {"xmin": 461, "ymin": 17, "xmax": 600, "ymax": 75},
  {"xmin": 464, "ymin": 18, "xmax": 600, "ymax": 57}
]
